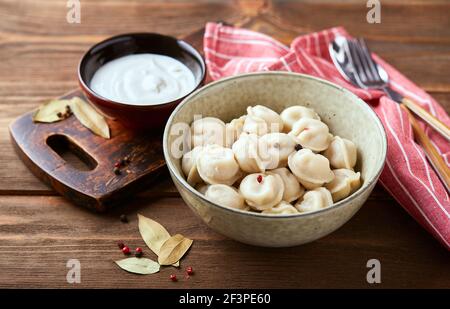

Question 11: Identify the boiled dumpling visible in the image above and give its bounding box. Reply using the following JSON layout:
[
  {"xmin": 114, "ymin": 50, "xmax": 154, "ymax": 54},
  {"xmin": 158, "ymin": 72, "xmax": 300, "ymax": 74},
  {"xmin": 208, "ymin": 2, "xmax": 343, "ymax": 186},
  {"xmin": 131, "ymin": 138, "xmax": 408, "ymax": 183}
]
[
  {"xmin": 288, "ymin": 148, "xmax": 334, "ymax": 189},
  {"xmin": 323, "ymin": 136, "xmax": 357, "ymax": 169},
  {"xmin": 242, "ymin": 114, "xmax": 268, "ymax": 136},
  {"xmin": 262, "ymin": 201, "xmax": 298, "ymax": 215},
  {"xmin": 259, "ymin": 133, "xmax": 296, "ymax": 169},
  {"xmin": 295, "ymin": 187, "xmax": 333, "ymax": 213},
  {"xmin": 280, "ymin": 105, "xmax": 320, "ymax": 132},
  {"xmin": 225, "ymin": 115, "xmax": 246, "ymax": 147},
  {"xmin": 326, "ymin": 169, "xmax": 361, "ymax": 202},
  {"xmin": 232, "ymin": 133, "xmax": 265, "ymax": 173},
  {"xmin": 288, "ymin": 118, "xmax": 331, "ymax": 152},
  {"xmin": 268, "ymin": 167, "xmax": 304, "ymax": 203},
  {"xmin": 204, "ymin": 184, "xmax": 247, "ymax": 210},
  {"xmin": 335, "ymin": 168, "xmax": 361, "ymax": 191},
  {"xmin": 181, "ymin": 146, "xmax": 204, "ymax": 186},
  {"xmin": 196, "ymin": 144, "xmax": 241, "ymax": 185},
  {"xmin": 191, "ymin": 117, "xmax": 226, "ymax": 147},
  {"xmin": 247, "ymin": 105, "xmax": 283, "ymax": 133},
  {"xmin": 239, "ymin": 173, "xmax": 284, "ymax": 211}
]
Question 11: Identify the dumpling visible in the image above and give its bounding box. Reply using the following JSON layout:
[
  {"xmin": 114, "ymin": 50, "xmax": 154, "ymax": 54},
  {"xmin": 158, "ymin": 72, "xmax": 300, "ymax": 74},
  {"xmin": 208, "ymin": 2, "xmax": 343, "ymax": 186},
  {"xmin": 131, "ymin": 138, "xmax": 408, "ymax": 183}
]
[
  {"xmin": 288, "ymin": 148, "xmax": 334, "ymax": 189},
  {"xmin": 326, "ymin": 169, "xmax": 361, "ymax": 202},
  {"xmin": 232, "ymin": 133, "xmax": 265, "ymax": 173},
  {"xmin": 225, "ymin": 115, "xmax": 246, "ymax": 147},
  {"xmin": 335, "ymin": 168, "xmax": 361, "ymax": 191},
  {"xmin": 204, "ymin": 184, "xmax": 247, "ymax": 210},
  {"xmin": 259, "ymin": 133, "xmax": 296, "ymax": 168},
  {"xmin": 247, "ymin": 105, "xmax": 283, "ymax": 133},
  {"xmin": 239, "ymin": 173, "xmax": 284, "ymax": 211},
  {"xmin": 280, "ymin": 105, "xmax": 320, "ymax": 132},
  {"xmin": 191, "ymin": 117, "xmax": 226, "ymax": 147},
  {"xmin": 288, "ymin": 118, "xmax": 331, "ymax": 152},
  {"xmin": 242, "ymin": 114, "xmax": 268, "ymax": 136},
  {"xmin": 295, "ymin": 187, "xmax": 333, "ymax": 213},
  {"xmin": 323, "ymin": 136, "xmax": 357, "ymax": 169},
  {"xmin": 268, "ymin": 167, "xmax": 304, "ymax": 202},
  {"xmin": 262, "ymin": 201, "xmax": 298, "ymax": 215},
  {"xmin": 196, "ymin": 144, "xmax": 241, "ymax": 185},
  {"xmin": 181, "ymin": 146, "xmax": 204, "ymax": 186}
]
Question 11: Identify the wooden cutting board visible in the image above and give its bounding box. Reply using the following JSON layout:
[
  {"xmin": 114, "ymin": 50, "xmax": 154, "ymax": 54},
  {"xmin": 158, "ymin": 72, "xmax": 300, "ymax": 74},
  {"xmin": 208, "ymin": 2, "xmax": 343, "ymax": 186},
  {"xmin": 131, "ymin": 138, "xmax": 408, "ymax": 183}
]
[
  {"xmin": 9, "ymin": 89, "xmax": 166, "ymax": 212},
  {"xmin": 8, "ymin": 29, "xmax": 207, "ymax": 212}
]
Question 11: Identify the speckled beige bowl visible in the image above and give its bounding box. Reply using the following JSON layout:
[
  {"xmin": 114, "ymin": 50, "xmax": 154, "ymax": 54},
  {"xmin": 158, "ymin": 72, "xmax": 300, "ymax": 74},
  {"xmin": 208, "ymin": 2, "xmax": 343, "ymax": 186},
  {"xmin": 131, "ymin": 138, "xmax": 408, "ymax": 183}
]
[{"xmin": 163, "ymin": 72, "xmax": 386, "ymax": 247}]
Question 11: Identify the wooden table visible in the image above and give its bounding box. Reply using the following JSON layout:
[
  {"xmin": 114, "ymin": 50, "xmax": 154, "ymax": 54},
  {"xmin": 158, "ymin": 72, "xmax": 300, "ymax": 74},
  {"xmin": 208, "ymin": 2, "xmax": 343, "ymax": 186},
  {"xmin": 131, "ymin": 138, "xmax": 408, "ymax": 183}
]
[{"xmin": 0, "ymin": 0, "xmax": 449, "ymax": 289}]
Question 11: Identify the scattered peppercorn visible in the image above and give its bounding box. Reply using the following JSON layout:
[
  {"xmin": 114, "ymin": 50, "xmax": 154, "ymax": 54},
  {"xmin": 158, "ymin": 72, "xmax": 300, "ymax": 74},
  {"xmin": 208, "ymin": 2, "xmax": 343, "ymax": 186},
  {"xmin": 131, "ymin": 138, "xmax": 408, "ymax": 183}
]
[
  {"xmin": 65, "ymin": 105, "xmax": 72, "ymax": 114},
  {"xmin": 186, "ymin": 266, "xmax": 194, "ymax": 275},
  {"xmin": 57, "ymin": 112, "xmax": 63, "ymax": 118},
  {"xmin": 117, "ymin": 241, "xmax": 125, "ymax": 249},
  {"xmin": 122, "ymin": 246, "xmax": 130, "ymax": 255},
  {"xmin": 257, "ymin": 175, "xmax": 263, "ymax": 183},
  {"xmin": 134, "ymin": 247, "xmax": 143, "ymax": 257},
  {"xmin": 113, "ymin": 156, "xmax": 132, "ymax": 173},
  {"xmin": 295, "ymin": 144, "xmax": 302, "ymax": 151},
  {"xmin": 170, "ymin": 274, "xmax": 177, "ymax": 282},
  {"xmin": 120, "ymin": 214, "xmax": 128, "ymax": 223}
]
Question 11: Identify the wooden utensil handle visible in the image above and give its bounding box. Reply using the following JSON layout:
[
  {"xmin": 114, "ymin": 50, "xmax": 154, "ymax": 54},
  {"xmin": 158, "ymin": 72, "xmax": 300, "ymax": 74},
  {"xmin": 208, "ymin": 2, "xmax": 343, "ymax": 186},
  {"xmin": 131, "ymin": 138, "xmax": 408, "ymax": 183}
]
[
  {"xmin": 401, "ymin": 104, "xmax": 450, "ymax": 192},
  {"xmin": 402, "ymin": 97, "xmax": 450, "ymax": 141}
]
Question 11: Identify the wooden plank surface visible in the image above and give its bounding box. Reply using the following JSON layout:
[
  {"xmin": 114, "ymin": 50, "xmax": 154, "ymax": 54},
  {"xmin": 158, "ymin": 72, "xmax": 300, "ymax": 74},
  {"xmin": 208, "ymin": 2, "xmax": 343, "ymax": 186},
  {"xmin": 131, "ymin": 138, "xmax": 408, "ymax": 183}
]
[
  {"xmin": 0, "ymin": 194, "xmax": 448, "ymax": 288},
  {"xmin": 0, "ymin": 0, "xmax": 449, "ymax": 288}
]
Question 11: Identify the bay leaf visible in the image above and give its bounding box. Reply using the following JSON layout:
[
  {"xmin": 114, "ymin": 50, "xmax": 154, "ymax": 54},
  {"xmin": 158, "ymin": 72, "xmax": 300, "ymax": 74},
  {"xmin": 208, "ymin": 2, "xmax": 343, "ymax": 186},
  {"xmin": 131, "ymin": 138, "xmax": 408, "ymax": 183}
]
[
  {"xmin": 115, "ymin": 257, "xmax": 160, "ymax": 275},
  {"xmin": 137, "ymin": 214, "xmax": 179, "ymax": 267},
  {"xmin": 138, "ymin": 214, "xmax": 171, "ymax": 255},
  {"xmin": 158, "ymin": 234, "xmax": 193, "ymax": 266},
  {"xmin": 69, "ymin": 97, "xmax": 110, "ymax": 139},
  {"xmin": 32, "ymin": 99, "xmax": 71, "ymax": 123}
]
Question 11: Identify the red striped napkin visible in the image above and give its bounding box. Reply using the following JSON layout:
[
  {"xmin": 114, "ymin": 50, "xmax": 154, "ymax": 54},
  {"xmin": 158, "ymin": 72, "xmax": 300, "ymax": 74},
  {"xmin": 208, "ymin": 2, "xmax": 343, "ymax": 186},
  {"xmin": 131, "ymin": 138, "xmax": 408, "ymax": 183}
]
[{"xmin": 204, "ymin": 22, "xmax": 450, "ymax": 249}]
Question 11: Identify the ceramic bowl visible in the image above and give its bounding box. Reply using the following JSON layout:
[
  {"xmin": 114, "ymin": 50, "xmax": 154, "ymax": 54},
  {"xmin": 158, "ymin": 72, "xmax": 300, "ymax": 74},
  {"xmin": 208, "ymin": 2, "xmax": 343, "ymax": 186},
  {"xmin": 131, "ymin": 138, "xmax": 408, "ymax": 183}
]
[
  {"xmin": 163, "ymin": 72, "xmax": 387, "ymax": 247},
  {"xmin": 78, "ymin": 32, "xmax": 206, "ymax": 130}
]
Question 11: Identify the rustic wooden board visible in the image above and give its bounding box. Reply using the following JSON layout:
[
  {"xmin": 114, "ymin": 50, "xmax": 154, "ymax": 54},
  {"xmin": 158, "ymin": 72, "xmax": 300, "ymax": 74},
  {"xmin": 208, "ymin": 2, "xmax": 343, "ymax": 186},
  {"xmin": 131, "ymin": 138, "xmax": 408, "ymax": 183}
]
[
  {"xmin": 9, "ymin": 90, "xmax": 166, "ymax": 212},
  {"xmin": 0, "ymin": 0, "xmax": 449, "ymax": 289}
]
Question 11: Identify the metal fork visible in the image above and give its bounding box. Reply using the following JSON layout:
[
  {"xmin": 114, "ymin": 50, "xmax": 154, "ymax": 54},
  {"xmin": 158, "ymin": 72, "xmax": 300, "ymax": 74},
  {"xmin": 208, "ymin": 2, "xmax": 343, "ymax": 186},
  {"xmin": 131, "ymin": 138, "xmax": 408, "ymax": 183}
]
[
  {"xmin": 340, "ymin": 38, "xmax": 450, "ymax": 191},
  {"xmin": 346, "ymin": 38, "xmax": 450, "ymax": 141}
]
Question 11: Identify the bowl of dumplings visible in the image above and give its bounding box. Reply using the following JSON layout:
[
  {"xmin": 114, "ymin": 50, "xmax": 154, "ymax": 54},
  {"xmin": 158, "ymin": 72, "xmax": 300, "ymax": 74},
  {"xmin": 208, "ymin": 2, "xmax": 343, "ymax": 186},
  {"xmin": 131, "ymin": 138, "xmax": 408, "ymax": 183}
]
[{"xmin": 163, "ymin": 72, "xmax": 387, "ymax": 247}]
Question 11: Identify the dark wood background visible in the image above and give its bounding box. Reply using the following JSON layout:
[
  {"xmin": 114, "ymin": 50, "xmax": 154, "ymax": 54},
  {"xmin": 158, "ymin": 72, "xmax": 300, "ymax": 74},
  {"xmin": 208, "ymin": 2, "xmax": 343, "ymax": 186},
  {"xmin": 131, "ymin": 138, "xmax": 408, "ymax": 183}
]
[{"xmin": 0, "ymin": 0, "xmax": 449, "ymax": 288}]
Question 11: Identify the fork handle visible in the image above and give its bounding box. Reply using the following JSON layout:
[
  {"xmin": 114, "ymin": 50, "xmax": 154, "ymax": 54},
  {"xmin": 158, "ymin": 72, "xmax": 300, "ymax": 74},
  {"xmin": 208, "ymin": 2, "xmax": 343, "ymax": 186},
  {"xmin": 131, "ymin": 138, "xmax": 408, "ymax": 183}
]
[
  {"xmin": 402, "ymin": 97, "xmax": 450, "ymax": 141},
  {"xmin": 401, "ymin": 104, "xmax": 450, "ymax": 192}
]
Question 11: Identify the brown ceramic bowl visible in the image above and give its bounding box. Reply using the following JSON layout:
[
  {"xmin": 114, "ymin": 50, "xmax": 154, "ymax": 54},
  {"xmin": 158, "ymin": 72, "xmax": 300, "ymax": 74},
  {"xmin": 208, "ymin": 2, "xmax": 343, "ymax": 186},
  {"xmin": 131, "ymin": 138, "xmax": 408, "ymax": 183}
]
[{"xmin": 78, "ymin": 33, "xmax": 206, "ymax": 130}]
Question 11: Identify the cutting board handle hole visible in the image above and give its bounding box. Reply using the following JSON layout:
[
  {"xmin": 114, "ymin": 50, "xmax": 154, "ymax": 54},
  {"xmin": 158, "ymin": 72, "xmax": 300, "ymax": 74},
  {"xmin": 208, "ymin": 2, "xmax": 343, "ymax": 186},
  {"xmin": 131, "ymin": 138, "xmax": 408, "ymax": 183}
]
[{"xmin": 46, "ymin": 134, "xmax": 98, "ymax": 171}]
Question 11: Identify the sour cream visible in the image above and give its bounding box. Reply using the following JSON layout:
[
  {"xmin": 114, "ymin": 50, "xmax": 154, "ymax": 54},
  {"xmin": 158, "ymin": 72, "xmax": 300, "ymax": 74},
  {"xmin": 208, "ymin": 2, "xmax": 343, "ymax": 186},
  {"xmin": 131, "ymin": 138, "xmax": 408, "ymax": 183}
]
[{"xmin": 90, "ymin": 53, "xmax": 196, "ymax": 105}]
